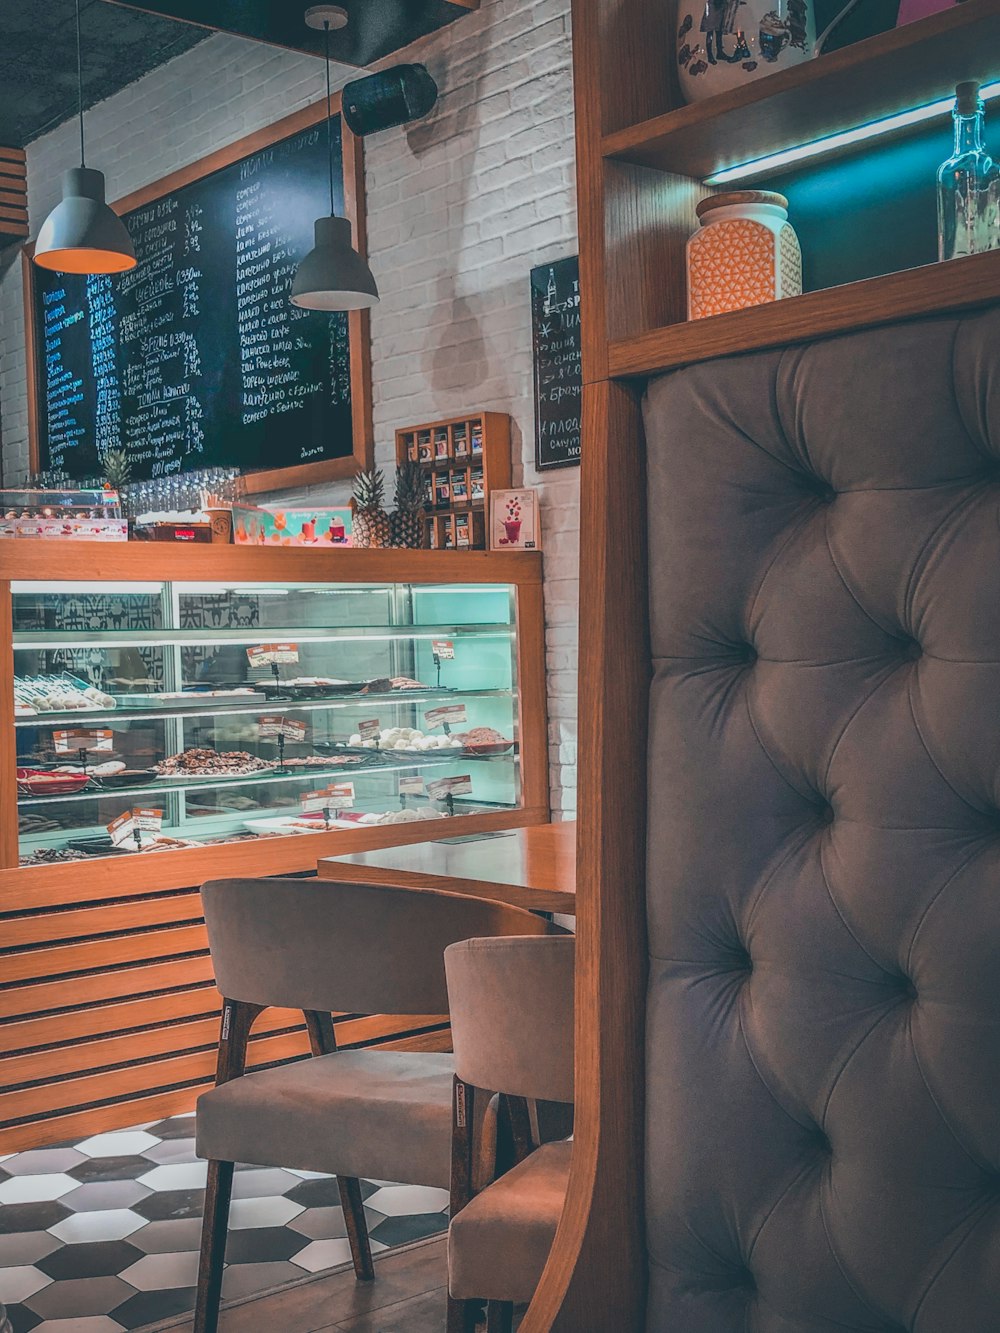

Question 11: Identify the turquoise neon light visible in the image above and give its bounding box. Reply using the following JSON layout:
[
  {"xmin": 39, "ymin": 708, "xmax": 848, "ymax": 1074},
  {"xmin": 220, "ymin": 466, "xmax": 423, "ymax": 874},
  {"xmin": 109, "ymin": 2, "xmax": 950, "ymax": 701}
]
[{"xmin": 704, "ymin": 80, "xmax": 1000, "ymax": 185}]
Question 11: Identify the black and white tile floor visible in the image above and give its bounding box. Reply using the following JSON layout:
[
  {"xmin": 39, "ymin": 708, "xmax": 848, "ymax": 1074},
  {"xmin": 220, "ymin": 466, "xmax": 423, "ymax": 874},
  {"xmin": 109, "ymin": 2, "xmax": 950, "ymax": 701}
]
[{"xmin": 0, "ymin": 1114, "xmax": 449, "ymax": 1331}]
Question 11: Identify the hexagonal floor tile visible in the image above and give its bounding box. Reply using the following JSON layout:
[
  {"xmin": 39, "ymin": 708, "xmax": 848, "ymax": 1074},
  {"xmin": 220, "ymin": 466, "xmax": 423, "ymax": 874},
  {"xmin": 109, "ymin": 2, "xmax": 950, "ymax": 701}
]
[
  {"xmin": 369, "ymin": 1212, "xmax": 448, "ymax": 1249},
  {"xmin": 60, "ymin": 1180, "xmax": 152, "ymax": 1213},
  {"xmin": 35, "ymin": 1239, "xmax": 143, "ymax": 1281},
  {"xmin": 137, "ymin": 1137, "xmax": 197, "ymax": 1167},
  {"xmin": 110, "ymin": 1286, "xmax": 196, "ymax": 1329},
  {"xmin": 224, "ymin": 1224, "xmax": 309, "ymax": 1265},
  {"xmin": 25, "ymin": 1275, "xmax": 133, "ymax": 1321},
  {"xmin": 66, "ymin": 1155, "xmax": 156, "ymax": 1184},
  {"xmin": 0, "ymin": 1174, "xmax": 77, "ymax": 1205},
  {"xmin": 1, "ymin": 1266, "xmax": 52, "ymax": 1303},
  {"xmin": 0, "ymin": 1230, "xmax": 60, "ymax": 1267},
  {"xmin": 228, "ymin": 1195, "xmax": 303, "ymax": 1230},
  {"xmin": 32, "ymin": 1319, "xmax": 125, "ymax": 1332},
  {"xmin": 128, "ymin": 1217, "xmax": 203, "ymax": 1254},
  {"xmin": 0, "ymin": 1202, "xmax": 71, "ymax": 1236},
  {"xmin": 2, "ymin": 1149, "xmax": 86, "ymax": 1178},
  {"xmin": 144, "ymin": 1115, "xmax": 196, "ymax": 1142},
  {"xmin": 364, "ymin": 1185, "xmax": 450, "ymax": 1216},
  {"xmin": 285, "ymin": 1176, "xmax": 347, "ymax": 1209},
  {"xmin": 132, "ymin": 1188, "xmax": 205, "ymax": 1223},
  {"xmin": 230, "ymin": 1168, "xmax": 300, "ymax": 1199},
  {"xmin": 49, "ymin": 1209, "xmax": 146, "ymax": 1244},
  {"xmin": 4, "ymin": 1303, "xmax": 42, "ymax": 1333},
  {"xmin": 289, "ymin": 1237, "xmax": 355, "ymax": 1273},
  {"xmin": 76, "ymin": 1131, "xmax": 159, "ymax": 1159},
  {"xmin": 286, "ymin": 1205, "xmax": 349, "ymax": 1241},
  {"xmin": 136, "ymin": 1161, "xmax": 207, "ymax": 1192},
  {"xmin": 118, "ymin": 1248, "xmax": 200, "ymax": 1291}
]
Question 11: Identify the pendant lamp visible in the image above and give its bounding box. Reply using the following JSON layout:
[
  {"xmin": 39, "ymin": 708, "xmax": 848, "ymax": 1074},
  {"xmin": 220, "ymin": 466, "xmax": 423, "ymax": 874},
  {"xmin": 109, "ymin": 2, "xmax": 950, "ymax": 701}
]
[
  {"xmin": 291, "ymin": 6, "xmax": 379, "ymax": 311},
  {"xmin": 34, "ymin": 0, "xmax": 135, "ymax": 274}
]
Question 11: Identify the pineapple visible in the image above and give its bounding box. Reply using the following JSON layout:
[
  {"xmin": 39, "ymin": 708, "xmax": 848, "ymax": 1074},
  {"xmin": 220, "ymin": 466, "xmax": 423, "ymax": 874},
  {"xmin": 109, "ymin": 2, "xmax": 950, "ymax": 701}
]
[
  {"xmin": 102, "ymin": 449, "xmax": 131, "ymax": 493},
  {"xmin": 391, "ymin": 460, "xmax": 426, "ymax": 549},
  {"xmin": 351, "ymin": 467, "xmax": 392, "ymax": 548}
]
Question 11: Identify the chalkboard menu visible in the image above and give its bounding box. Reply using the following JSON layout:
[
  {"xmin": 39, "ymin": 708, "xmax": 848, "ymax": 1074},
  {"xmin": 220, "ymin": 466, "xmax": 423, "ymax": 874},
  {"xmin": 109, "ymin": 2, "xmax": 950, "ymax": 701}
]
[
  {"xmin": 31, "ymin": 117, "xmax": 355, "ymax": 483},
  {"xmin": 531, "ymin": 255, "xmax": 582, "ymax": 471}
]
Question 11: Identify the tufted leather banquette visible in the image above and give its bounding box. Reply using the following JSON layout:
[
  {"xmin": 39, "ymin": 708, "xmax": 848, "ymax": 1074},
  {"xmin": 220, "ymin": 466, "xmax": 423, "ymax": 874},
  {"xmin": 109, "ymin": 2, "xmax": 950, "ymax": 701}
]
[{"xmin": 641, "ymin": 308, "xmax": 1000, "ymax": 1331}]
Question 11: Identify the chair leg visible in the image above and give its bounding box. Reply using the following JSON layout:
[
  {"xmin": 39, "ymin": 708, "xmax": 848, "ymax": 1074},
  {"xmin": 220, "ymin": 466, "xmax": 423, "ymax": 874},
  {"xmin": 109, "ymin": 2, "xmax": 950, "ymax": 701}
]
[
  {"xmin": 337, "ymin": 1175, "xmax": 375, "ymax": 1281},
  {"xmin": 193, "ymin": 1159, "xmax": 233, "ymax": 1333},
  {"xmin": 446, "ymin": 1294, "xmax": 481, "ymax": 1333},
  {"xmin": 486, "ymin": 1300, "xmax": 514, "ymax": 1333}
]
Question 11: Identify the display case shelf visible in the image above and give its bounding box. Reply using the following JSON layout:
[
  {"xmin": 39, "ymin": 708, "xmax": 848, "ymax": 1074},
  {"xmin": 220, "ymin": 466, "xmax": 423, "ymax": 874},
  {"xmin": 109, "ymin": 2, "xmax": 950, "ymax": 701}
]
[{"xmin": 12, "ymin": 623, "xmax": 514, "ymax": 649}]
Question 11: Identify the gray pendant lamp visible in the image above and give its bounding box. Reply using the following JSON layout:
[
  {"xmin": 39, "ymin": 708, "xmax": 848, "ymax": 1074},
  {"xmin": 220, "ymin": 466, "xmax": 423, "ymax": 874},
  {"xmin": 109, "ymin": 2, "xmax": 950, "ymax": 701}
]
[
  {"xmin": 34, "ymin": 0, "xmax": 135, "ymax": 274},
  {"xmin": 291, "ymin": 6, "xmax": 379, "ymax": 311}
]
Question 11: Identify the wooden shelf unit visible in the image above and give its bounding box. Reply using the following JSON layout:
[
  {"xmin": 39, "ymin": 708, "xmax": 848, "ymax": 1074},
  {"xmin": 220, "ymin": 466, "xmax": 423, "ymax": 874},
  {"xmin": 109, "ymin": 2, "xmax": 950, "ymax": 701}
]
[
  {"xmin": 522, "ymin": 4, "xmax": 1000, "ymax": 1333},
  {"xmin": 396, "ymin": 411, "xmax": 511, "ymax": 550}
]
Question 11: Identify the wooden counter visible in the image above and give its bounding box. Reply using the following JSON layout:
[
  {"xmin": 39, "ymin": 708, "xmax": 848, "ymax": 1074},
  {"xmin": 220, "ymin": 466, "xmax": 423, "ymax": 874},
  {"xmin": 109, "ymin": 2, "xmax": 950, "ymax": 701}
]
[{"xmin": 318, "ymin": 821, "xmax": 577, "ymax": 915}]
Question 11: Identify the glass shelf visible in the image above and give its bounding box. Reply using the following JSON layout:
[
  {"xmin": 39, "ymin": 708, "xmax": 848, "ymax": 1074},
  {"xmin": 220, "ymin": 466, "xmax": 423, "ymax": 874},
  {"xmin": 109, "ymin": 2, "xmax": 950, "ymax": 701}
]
[{"xmin": 12, "ymin": 624, "xmax": 514, "ymax": 650}]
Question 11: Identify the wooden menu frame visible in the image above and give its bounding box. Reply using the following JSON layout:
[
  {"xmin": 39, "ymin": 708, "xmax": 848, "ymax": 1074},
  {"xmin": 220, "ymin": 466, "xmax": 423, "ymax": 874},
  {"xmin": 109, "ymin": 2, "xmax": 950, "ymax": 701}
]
[{"xmin": 22, "ymin": 93, "xmax": 374, "ymax": 495}]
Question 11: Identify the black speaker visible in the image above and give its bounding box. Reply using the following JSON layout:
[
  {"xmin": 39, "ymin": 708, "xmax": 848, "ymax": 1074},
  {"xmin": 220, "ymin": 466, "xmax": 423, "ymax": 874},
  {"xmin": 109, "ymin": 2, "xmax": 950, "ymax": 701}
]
[{"xmin": 341, "ymin": 64, "xmax": 438, "ymax": 137}]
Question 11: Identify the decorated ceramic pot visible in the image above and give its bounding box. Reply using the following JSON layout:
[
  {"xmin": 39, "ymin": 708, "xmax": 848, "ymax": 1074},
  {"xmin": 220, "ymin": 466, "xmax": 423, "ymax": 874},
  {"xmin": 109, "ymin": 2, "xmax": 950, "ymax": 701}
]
[
  {"xmin": 676, "ymin": 0, "xmax": 815, "ymax": 102},
  {"xmin": 687, "ymin": 191, "xmax": 802, "ymax": 320}
]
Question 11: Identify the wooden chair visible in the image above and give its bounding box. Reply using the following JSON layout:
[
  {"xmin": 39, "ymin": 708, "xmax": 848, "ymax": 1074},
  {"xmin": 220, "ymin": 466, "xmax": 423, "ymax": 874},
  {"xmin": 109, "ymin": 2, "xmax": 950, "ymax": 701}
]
[
  {"xmin": 445, "ymin": 935, "xmax": 575, "ymax": 1333},
  {"xmin": 192, "ymin": 876, "xmax": 558, "ymax": 1333}
]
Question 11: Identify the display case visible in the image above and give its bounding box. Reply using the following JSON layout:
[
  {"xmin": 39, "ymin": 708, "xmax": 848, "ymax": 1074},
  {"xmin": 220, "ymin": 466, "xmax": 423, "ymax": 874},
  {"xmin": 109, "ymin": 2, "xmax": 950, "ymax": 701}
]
[{"xmin": 2, "ymin": 547, "xmax": 546, "ymax": 872}]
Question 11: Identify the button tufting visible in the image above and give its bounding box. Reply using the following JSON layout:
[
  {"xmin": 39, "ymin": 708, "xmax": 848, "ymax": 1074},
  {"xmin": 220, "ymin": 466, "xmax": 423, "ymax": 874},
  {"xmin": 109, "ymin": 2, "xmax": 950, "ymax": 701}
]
[
  {"xmin": 801, "ymin": 477, "xmax": 837, "ymax": 504},
  {"xmin": 809, "ymin": 1128, "xmax": 832, "ymax": 1155},
  {"xmin": 898, "ymin": 638, "xmax": 922, "ymax": 662},
  {"xmin": 813, "ymin": 801, "xmax": 835, "ymax": 827},
  {"xmin": 892, "ymin": 975, "xmax": 918, "ymax": 1002}
]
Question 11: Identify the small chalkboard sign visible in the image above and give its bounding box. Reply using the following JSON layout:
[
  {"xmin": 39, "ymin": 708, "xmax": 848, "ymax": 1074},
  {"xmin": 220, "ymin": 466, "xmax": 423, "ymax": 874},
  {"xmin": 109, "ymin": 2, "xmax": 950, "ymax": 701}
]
[
  {"xmin": 531, "ymin": 255, "xmax": 582, "ymax": 471},
  {"xmin": 27, "ymin": 101, "xmax": 372, "ymax": 493}
]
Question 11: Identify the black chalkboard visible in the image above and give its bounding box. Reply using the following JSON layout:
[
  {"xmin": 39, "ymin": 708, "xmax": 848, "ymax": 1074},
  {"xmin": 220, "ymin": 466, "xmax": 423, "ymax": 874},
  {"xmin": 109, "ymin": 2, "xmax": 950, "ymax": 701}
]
[
  {"xmin": 32, "ymin": 117, "xmax": 354, "ymax": 483},
  {"xmin": 531, "ymin": 255, "xmax": 581, "ymax": 471}
]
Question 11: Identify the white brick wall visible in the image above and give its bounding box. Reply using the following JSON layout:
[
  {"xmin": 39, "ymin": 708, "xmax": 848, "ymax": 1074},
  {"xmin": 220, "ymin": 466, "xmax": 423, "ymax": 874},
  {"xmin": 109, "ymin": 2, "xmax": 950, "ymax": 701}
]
[{"xmin": 0, "ymin": 0, "xmax": 579, "ymax": 815}]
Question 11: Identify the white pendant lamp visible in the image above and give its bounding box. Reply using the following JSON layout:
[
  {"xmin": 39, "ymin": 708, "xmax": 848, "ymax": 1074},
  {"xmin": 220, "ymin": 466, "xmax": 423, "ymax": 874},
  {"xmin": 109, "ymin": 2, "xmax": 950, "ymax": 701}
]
[
  {"xmin": 34, "ymin": 0, "xmax": 136, "ymax": 275},
  {"xmin": 290, "ymin": 6, "xmax": 379, "ymax": 312}
]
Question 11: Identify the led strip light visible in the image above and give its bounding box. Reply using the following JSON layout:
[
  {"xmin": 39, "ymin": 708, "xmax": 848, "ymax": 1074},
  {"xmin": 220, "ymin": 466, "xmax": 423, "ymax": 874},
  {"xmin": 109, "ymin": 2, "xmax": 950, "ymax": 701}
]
[{"xmin": 704, "ymin": 79, "xmax": 1000, "ymax": 185}]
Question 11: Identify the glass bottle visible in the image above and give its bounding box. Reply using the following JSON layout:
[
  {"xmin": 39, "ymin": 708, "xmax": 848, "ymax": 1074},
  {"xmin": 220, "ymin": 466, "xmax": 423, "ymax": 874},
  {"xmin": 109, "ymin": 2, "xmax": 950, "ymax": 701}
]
[{"xmin": 937, "ymin": 81, "xmax": 999, "ymax": 262}]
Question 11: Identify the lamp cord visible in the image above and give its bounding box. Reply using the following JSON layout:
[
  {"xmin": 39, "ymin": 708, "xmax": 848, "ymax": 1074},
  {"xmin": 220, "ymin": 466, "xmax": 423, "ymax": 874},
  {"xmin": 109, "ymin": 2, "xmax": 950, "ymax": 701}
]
[
  {"xmin": 324, "ymin": 19, "xmax": 334, "ymax": 216},
  {"xmin": 75, "ymin": 0, "xmax": 86, "ymax": 166}
]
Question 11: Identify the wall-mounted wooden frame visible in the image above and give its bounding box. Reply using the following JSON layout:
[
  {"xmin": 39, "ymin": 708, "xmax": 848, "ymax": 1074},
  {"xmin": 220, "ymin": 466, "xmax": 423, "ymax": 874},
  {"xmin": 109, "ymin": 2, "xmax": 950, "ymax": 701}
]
[{"xmin": 22, "ymin": 94, "xmax": 373, "ymax": 495}]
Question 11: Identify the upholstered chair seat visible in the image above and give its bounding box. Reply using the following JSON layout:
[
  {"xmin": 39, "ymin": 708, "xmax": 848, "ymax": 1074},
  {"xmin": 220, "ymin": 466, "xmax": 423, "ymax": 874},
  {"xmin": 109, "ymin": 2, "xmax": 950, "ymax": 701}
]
[
  {"xmin": 448, "ymin": 1138, "xmax": 572, "ymax": 1304},
  {"xmin": 196, "ymin": 1048, "xmax": 455, "ymax": 1187}
]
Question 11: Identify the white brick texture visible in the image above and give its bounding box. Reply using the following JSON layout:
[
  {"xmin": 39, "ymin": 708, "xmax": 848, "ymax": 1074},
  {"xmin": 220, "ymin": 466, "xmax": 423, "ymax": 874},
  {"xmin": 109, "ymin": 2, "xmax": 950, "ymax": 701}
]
[{"xmin": 0, "ymin": 0, "xmax": 579, "ymax": 815}]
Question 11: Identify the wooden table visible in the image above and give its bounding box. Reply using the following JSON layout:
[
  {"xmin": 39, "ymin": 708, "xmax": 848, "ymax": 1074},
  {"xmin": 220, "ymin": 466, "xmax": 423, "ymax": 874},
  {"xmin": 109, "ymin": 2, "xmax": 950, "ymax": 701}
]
[{"xmin": 317, "ymin": 821, "xmax": 576, "ymax": 915}]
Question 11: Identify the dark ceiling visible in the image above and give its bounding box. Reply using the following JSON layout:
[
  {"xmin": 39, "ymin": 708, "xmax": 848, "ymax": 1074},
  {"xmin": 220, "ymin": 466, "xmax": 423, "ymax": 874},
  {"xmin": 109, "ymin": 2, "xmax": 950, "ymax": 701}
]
[
  {"xmin": 0, "ymin": 0, "xmax": 471, "ymax": 149},
  {"xmin": 105, "ymin": 1, "xmax": 473, "ymax": 66},
  {"xmin": 0, "ymin": 0, "xmax": 209, "ymax": 148}
]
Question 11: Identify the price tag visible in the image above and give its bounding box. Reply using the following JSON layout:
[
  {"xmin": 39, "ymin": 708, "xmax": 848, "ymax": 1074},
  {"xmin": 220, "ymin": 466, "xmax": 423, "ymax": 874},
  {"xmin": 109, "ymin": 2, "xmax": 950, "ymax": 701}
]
[
  {"xmin": 258, "ymin": 716, "xmax": 307, "ymax": 741},
  {"xmin": 431, "ymin": 639, "xmax": 455, "ymax": 660},
  {"xmin": 301, "ymin": 782, "xmax": 355, "ymax": 813},
  {"xmin": 426, "ymin": 774, "xmax": 473, "ymax": 800},
  {"xmin": 358, "ymin": 718, "xmax": 381, "ymax": 741},
  {"xmin": 399, "ymin": 776, "xmax": 425, "ymax": 795},
  {"xmin": 246, "ymin": 642, "xmax": 299, "ymax": 667},
  {"xmin": 54, "ymin": 728, "xmax": 114, "ymax": 754},
  {"xmin": 107, "ymin": 807, "xmax": 163, "ymax": 847},
  {"xmin": 424, "ymin": 704, "xmax": 468, "ymax": 729}
]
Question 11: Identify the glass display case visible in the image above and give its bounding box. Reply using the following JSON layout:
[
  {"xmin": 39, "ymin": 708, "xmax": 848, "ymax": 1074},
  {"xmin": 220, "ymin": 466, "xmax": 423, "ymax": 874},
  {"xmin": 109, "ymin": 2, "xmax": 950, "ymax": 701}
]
[{"xmin": 10, "ymin": 576, "xmax": 535, "ymax": 866}]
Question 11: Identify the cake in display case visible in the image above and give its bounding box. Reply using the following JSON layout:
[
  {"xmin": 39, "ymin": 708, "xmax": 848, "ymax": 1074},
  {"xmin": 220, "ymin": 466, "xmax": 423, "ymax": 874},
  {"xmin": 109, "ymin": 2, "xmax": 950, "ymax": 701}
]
[{"xmin": 12, "ymin": 579, "xmax": 524, "ymax": 864}]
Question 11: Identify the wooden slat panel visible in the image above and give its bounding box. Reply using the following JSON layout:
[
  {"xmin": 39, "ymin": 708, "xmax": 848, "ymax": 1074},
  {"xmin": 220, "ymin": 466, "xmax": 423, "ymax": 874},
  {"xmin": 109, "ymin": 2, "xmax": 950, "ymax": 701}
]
[
  {"xmin": 0, "ymin": 161, "xmax": 26, "ymax": 180},
  {"xmin": 0, "ymin": 205, "xmax": 27, "ymax": 222},
  {"xmin": 0, "ymin": 891, "xmax": 204, "ymax": 949},
  {"xmin": 0, "ymin": 1008, "xmax": 304, "ymax": 1087},
  {"xmin": 0, "ymin": 146, "xmax": 25, "ymax": 164},
  {"xmin": 0, "ymin": 1028, "xmax": 312, "ymax": 1123},
  {"xmin": 0, "ymin": 954, "xmax": 216, "ymax": 1020},
  {"xmin": 0, "ymin": 190, "xmax": 27, "ymax": 208},
  {"xmin": 0, "ymin": 984, "xmax": 219, "ymax": 1053},
  {"xmin": 0, "ymin": 923, "xmax": 208, "ymax": 985}
]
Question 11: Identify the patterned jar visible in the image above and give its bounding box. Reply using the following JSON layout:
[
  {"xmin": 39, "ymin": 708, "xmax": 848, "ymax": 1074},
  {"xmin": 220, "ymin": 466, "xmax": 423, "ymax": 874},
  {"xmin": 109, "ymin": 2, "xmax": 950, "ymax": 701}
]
[{"xmin": 686, "ymin": 190, "xmax": 802, "ymax": 321}]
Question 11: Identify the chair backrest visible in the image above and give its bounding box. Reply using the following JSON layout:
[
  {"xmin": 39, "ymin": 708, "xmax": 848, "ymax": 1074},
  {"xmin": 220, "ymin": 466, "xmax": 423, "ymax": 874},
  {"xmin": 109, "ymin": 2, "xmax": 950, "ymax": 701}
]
[
  {"xmin": 201, "ymin": 877, "xmax": 559, "ymax": 1016},
  {"xmin": 445, "ymin": 935, "xmax": 574, "ymax": 1103}
]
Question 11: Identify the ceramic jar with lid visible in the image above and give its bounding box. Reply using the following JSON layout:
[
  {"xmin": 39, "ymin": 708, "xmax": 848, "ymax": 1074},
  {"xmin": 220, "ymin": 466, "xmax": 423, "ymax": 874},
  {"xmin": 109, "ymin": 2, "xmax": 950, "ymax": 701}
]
[{"xmin": 686, "ymin": 190, "xmax": 802, "ymax": 321}]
